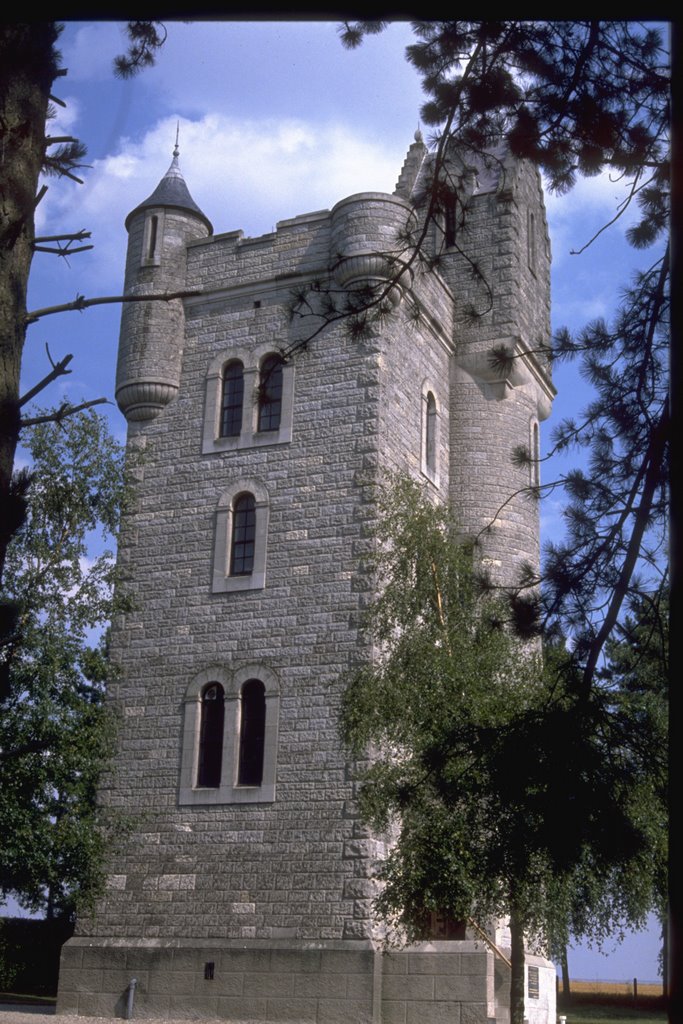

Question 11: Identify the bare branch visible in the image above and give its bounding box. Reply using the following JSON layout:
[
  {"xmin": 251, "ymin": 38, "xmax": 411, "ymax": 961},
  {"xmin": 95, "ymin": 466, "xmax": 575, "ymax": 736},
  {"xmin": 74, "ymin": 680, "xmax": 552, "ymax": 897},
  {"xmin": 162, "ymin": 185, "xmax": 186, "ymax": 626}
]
[
  {"xmin": 25, "ymin": 289, "xmax": 202, "ymax": 324},
  {"xmin": 34, "ymin": 230, "xmax": 92, "ymax": 243},
  {"xmin": 45, "ymin": 135, "xmax": 79, "ymax": 146},
  {"xmin": 33, "ymin": 245, "xmax": 94, "ymax": 256},
  {"xmin": 19, "ymin": 349, "xmax": 73, "ymax": 407},
  {"xmin": 20, "ymin": 397, "xmax": 109, "ymax": 429}
]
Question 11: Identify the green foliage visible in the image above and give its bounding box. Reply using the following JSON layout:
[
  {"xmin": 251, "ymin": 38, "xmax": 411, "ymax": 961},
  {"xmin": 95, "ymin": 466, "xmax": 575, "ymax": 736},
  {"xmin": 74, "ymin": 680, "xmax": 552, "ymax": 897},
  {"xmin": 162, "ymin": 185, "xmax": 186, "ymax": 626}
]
[
  {"xmin": 0, "ymin": 410, "xmax": 128, "ymax": 917},
  {"xmin": 341, "ymin": 477, "xmax": 666, "ymax": 961},
  {"xmin": 113, "ymin": 21, "xmax": 168, "ymax": 79}
]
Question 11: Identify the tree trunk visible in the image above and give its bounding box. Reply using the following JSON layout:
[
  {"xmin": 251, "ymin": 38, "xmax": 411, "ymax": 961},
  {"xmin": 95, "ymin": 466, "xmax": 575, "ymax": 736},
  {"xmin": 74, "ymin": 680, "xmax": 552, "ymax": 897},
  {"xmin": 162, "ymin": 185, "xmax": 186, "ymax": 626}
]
[
  {"xmin": 0, "ymin": 23, "xmax": 59, "ymax": 582},
  {"xmin": 561, "ymin": 945, "xmax": 571, "ymax": 999},
  {"xmin": 509, "ymin": 908, "xmax": 526, "ymax": 1024}
]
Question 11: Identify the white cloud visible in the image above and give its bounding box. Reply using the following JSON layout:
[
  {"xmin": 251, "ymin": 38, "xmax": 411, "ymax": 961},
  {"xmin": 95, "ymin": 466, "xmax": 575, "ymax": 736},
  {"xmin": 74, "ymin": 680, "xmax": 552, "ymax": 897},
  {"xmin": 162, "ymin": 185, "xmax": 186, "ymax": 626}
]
[
  {"xmin": 35, "ymin": 112, "xmax": 406, "ymax": 293},
  {"xmin": 59, "ymin": 22, "xmax": 129, "ymax": 82},
  {"xmin": 544, "ymin": 168, "xmax": 642, "ymax": 270}
]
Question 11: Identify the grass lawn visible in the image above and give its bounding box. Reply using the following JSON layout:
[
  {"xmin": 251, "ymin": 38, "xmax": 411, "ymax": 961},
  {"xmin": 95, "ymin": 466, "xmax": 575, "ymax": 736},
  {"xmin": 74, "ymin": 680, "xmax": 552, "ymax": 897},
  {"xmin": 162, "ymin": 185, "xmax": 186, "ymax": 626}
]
[{"xmin": 558, "ymin": 998, "xmax": 667, "ymax": 1023}]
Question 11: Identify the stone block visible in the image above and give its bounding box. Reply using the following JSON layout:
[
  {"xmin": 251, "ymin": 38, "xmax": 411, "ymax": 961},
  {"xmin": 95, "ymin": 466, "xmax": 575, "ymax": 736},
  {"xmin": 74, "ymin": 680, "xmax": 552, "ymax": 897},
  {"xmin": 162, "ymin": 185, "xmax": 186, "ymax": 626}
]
[
  {"xmin": 383, "ymin": 973, "xmax": 435, "ymax": 1001},
  {"xmin": 264, "ymin": 996, "xmax": 318, "ymax": 1022},
  {"xmin": 216, "ymin": 995, "xmax": 268, "ymax": 1019},
  {"xmin": 435, "ymin": 973, "xmax": 489, "ymax": 1002},
  {"xmin": 406, "ymin": 1000, "xmax": 462, "ymax": 1024},
  {"xmin": 317, "ymin": 998, "xmax": 373, "ymax": 1024}
]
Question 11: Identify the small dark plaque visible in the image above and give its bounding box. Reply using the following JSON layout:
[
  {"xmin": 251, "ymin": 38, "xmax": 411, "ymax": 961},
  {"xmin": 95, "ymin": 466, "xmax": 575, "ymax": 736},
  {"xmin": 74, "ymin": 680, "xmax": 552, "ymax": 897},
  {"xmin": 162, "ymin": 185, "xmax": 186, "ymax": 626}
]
[{"xmin": 527, "ymin": 965, "xmax": 540, "ymax": 999}]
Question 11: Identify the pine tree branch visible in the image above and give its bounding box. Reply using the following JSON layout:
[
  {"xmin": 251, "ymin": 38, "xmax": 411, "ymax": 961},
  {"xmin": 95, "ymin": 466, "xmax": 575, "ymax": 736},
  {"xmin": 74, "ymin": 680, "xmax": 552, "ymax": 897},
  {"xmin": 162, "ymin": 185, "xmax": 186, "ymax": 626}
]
[{"xmin": 580, "ymin": 400, "xmax": 670, "ymax": 696}]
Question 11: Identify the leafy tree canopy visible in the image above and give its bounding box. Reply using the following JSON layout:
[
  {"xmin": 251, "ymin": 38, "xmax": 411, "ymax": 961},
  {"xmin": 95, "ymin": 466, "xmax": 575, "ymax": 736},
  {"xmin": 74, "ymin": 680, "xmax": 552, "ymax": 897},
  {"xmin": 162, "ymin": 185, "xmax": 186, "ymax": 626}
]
[
  {"xmin": 341, "ymin": 476, "xmax": 666, "ymax": 1023},
  {"xmin": 0, "ymin": 410, "xmax": 128, "ymax": 917}
]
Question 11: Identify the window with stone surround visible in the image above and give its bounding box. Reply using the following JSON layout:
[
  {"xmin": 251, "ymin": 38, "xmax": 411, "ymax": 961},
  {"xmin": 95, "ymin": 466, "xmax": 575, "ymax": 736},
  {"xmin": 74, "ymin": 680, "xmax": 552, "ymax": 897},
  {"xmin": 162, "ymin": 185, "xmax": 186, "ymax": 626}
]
[
  {"xmin": 202, "ymin": 345, "xmax": 293, "ymax": 454},
  {"xmin": 212, "ymin": 479, "xmax": 268, "ymax": 593},
  {"xmin": 421, "ymin": 382, "xmax": 440, "ymax": 486},
  {"xmin": 141, "ymin": 209, "xmax": 163, "ymax": 267},
  {"xmin": 179, "ymin": 665, "xmax": 279, "ymax": 805}
]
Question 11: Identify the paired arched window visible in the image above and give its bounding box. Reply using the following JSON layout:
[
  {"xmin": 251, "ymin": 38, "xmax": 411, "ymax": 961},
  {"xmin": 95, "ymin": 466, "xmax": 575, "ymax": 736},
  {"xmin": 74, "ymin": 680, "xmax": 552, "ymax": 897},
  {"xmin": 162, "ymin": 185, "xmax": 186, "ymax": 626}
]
[
  {"xmin": 220, "ymin": 361, "xmax": 244, "ymax": 437},
  {"xmin": 257, "ymin": 354, "xmax": 284, "ymax": 432},
  {"xmin": 196, "ymin": 680, "xmax": 265, "ymax": 791},
  {"xmin": 179, "ymin": 666, "xmax": 279, "ymax": 804},
  {"xmin": 203, "ymin": 347, "xmax": 293, "ymax": 454},
  {"xmin": 230, "ymin": 493, "xmax": 256, "ymax": 576},
  {"xmin": 197, "ymin": 683, "xmax": 224, "ymax": 788}
]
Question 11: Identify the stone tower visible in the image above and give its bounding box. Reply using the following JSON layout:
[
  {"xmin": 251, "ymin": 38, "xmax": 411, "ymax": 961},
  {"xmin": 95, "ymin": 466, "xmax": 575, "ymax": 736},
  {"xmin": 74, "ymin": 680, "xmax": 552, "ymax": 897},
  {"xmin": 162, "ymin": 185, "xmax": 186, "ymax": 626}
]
[{"xmin": 57, "ymin": 135, "xmax": 556, "ymax": 1024}]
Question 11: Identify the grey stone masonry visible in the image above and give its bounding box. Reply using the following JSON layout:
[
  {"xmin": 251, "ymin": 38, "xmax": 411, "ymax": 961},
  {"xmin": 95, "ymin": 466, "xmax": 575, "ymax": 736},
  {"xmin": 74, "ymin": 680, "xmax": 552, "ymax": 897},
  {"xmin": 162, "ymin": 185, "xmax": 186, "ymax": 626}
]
[{"xmin": 57, "ymin": 137, "xmax": 556, "ymax": 1023}]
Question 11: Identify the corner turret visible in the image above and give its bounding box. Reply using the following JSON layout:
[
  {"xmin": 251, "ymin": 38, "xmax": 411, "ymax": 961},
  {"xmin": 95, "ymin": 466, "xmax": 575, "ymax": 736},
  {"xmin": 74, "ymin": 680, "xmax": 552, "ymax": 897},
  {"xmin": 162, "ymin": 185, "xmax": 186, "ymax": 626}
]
[{"xmin": 115, "ymin": 139, "xmax": 212, "ymax": 422}]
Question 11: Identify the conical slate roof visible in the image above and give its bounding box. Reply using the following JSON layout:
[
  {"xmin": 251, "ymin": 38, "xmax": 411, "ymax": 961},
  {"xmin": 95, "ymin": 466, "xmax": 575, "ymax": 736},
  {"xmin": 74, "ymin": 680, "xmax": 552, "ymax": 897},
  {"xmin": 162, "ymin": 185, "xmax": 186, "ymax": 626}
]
[{"xmin": 125, "ymin": 145, "xmax": 213, "ymax": 233}]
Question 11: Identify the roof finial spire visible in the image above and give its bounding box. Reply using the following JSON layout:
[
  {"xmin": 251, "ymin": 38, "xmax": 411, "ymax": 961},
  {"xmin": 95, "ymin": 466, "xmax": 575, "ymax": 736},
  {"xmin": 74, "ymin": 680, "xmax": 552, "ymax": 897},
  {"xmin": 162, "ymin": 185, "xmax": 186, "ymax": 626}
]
[{"xmin": 173, "ymin": 121, "xmax": 180, "ymax": 159}]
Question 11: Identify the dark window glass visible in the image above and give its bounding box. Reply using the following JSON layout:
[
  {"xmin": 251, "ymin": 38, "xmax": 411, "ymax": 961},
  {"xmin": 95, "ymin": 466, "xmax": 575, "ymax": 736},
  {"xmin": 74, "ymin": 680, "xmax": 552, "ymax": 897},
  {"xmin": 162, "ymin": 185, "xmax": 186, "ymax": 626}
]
[
  {"xmin": 257, "ymin": 355, "xmax": 283, "ymax": 432},
  {"xmin": 238, "ymin": 679, "xmax": 266, "ymax": 786},
  {"xmin": 426, "ymin": 392, "xmax": 437, "ymax": 474},
  {"xmin": 197, "ymin": 683, "xmax": 224, "ymax": 787},
  {"xmin": 148, "ymin": 215, "xmax": 158, "ymax": 259},
  {"xmin": 230, "ymin": 493, "xmax": 256, "ymax": 576},
  {"xmin": 220, "ymin": 361, "xmax": 244, "ymax": 437}
]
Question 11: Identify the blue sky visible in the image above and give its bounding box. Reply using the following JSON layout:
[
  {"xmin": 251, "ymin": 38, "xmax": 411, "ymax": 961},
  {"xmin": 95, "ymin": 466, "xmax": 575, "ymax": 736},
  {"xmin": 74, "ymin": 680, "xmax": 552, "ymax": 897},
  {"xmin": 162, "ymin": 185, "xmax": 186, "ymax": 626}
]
[{"xmin": 17, "ymin": 19, "xmax": 666, "ymax": 981}]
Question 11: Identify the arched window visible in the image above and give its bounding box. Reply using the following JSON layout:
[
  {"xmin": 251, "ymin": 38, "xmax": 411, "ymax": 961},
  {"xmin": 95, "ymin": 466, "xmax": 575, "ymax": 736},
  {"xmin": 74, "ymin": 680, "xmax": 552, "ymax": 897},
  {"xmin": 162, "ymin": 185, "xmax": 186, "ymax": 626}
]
[
  {"xmin": 220, "ymin": 361, "xmax": 244, "ymax": 437},
  {"xmin": 230, "ymin": 493, "xmax": 256, "ymax": 576},
  {"xmin": 197, "ymin": 683, "xmax": 224, "ymax": 788},
  {"xmin": 421, "ymin": 384, "xmax": 440, "ymax": 485},
  {"xmin": 237, "ymin": 679, "xmax": 266, "ymax": 786},
  {"xmin": 425, "ymin": 392, "xmax": 437, "ymax": 476},
  {"xmin": 257, "ymin": 354, "xmax": 284, "ymax": 432},
  {"xmin": 213, "ymin": 479, "xmax": 269, "ymax": 593}
]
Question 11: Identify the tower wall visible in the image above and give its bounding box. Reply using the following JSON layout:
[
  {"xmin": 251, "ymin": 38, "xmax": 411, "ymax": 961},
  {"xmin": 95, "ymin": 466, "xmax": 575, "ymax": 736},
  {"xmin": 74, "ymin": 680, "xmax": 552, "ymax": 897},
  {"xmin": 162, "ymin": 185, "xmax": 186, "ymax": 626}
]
[
  {"xmin": 58, "ymin": 149, "xmax": 556, "ymax": 1024},
  {"xmin": 445, "ymin": 156, "xmax": 554, "ymax": 585}
]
